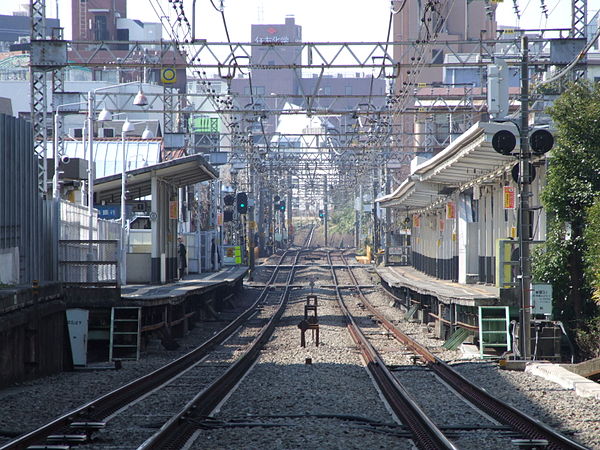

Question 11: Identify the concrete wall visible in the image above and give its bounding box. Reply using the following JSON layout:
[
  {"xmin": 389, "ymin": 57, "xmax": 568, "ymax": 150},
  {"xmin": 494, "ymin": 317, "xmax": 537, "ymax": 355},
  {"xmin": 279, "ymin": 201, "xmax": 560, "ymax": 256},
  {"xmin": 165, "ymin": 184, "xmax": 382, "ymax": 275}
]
[{"xmin": 0, "ymin": 294, "xmax": 69, "ymax": 388}]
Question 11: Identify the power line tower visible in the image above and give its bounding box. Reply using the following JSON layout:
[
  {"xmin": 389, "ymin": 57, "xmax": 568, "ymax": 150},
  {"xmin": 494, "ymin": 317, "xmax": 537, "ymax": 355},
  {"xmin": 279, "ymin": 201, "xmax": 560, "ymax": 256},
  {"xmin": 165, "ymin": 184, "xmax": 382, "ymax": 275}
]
[
  {"xmin": 572, "ymin": 0, "xmax": 588, "ymax": 80},
  {"xmin": 29, "ymin": 0, "xmax": 67, "ymax": 196},
  {"xmin": 571, "ymin": 0, "xmax": 587, "ymax": 39}
]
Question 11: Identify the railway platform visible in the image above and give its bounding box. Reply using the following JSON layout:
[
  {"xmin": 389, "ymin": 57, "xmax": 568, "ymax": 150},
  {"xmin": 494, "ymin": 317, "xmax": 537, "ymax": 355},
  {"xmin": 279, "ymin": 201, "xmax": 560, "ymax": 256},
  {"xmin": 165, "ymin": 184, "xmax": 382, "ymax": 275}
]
[
  {"xmin": 376, "ymin": 265, "xmax": 506, "ymax": 346},
  {"xmin": 376, "ymin": 265, "xmax": 500, "ymax": 306},
  {"xmin": 120, "ymin": 265, "xmax": 248, "ymax": 305},
  {"xmin": 0, "ymin": 266, "xmax": 248, "ymax": 387}
]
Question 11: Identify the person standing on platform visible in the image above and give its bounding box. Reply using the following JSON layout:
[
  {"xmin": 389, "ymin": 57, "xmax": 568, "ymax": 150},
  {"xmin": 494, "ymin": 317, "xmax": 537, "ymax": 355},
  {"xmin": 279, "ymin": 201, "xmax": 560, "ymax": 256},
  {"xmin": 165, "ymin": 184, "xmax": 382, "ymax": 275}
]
[{"xmin": 178, "ymin": 236, "xmax": 187, "ymax": 279}]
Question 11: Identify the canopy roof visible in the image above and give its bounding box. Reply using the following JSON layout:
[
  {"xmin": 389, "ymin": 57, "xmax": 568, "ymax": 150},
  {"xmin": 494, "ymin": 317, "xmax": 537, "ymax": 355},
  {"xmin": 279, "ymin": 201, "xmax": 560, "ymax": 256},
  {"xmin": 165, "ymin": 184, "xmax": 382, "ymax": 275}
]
[
  {"xmin": 378, "ymin": 121, "xmax": 520, "ymax": 211},
  {"xmin": 94, "ymin": 153, "xmax": 218, "ymax": 203}
]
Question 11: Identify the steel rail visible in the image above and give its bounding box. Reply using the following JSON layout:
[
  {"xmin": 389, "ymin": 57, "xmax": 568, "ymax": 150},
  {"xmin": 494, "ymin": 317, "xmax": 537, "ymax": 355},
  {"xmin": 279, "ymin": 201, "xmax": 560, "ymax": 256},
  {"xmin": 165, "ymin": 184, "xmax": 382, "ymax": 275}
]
[
  {"xmin": 327, "ymin": 251, "xmax": 457, "ymax": 450},
  {"xmin": 338, "ymin": 253, "xmax": 589, "ymax": 450},
  {"xmin": 0, "ymin": 247, "xmax": 300, "ymax": 450},
  {"xmin": 138, "ymin": 231, "xmax": 313, "ymax": 449}
]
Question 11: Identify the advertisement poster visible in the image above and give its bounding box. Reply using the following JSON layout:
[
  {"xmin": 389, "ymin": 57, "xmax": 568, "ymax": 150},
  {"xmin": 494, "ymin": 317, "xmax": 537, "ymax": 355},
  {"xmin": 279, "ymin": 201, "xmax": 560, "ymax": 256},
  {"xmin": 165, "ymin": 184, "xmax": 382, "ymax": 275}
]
[
  {"xmin": 446, "ymin": 202, "xmax": 456, "ymax": 220},
  {"xmin": 503, "ymin": 186, "xmax": 516, "ymax": 209}
]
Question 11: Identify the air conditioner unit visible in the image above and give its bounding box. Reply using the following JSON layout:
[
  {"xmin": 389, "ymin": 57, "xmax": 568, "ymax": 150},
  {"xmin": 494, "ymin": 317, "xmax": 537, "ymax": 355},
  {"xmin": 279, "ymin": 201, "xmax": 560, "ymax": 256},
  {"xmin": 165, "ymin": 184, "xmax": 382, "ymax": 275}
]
[{"xmin": 98, "ymin": 128, "xmax": 115, "ymax": 138}]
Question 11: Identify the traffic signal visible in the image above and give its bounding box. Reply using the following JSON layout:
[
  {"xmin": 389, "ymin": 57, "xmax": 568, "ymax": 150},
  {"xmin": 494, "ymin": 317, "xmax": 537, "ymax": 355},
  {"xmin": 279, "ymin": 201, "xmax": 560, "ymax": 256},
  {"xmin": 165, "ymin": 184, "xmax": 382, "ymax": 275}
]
[
  {"xmin": 279, "ymin": 200, "xmax": 286, "ymax": 212},
  {"xmin": 224, "ymin": 194, "xmax": 234, "ymax": 206},
  {"xmin": 492, "ymin": 129, "xmax": 516, "ymax": 155},
  {"xmin": 236, "ymin": 192, "xmax": 248, "ymax": 214},
  {"xmin": 492, "ymin": 127, "xmax": 554, "ymax": 156},
  {"xmin": 511, "ymin": 162, "xmax": 537, "ymax": 183},
  {"xmin": 318, "ymin": 209, "xmax": 324, "ymax": 218},
  {"xmin": 529, "ymin": 128, "xmax": 554, "ymax": 155},
  {"xmin": 224, "ymin": 210, "xmax": 233, "ymax": 222}
]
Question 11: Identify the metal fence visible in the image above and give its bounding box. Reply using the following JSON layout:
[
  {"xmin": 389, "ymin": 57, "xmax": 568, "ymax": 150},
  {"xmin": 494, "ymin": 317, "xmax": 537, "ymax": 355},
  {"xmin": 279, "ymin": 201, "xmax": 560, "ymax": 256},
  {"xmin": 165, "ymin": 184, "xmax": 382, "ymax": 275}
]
[
  {"xmin": 58, "ymin": 239, "xmax": 119, "ymax": 286},
  {"xmin": 60, "ymin": 201, "xmax": 121, "ymax": 241},
  {"xmin": 0, "ymin": 114, "xmax": 54, "ymax": 285},
  {"xmin": 0, "ymin": 113, "xmax": 123, "ymax": 286},
  {"xmin": 59, "ymin": 201, "xmax": 121, "ymax": 286}
]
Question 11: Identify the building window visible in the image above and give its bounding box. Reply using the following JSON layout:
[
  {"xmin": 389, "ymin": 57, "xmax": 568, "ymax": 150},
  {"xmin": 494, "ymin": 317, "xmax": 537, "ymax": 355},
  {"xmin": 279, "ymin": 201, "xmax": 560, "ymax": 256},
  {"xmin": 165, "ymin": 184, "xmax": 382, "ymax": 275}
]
[
  {"xmin": 94, "ymin": 15, "xmax": 108, "ymax": 41},
  {"xmin": 432, "ymin": 49, "xmax": 444, "ymax": 65}
]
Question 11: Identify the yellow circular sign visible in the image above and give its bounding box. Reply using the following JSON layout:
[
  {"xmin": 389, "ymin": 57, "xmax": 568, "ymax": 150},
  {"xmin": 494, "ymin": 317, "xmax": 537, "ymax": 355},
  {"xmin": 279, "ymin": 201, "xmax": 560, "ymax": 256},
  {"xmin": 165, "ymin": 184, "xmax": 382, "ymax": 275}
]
[{"xmin": 161, "ymin": 68, "xmax": 176, "ymax": 84}]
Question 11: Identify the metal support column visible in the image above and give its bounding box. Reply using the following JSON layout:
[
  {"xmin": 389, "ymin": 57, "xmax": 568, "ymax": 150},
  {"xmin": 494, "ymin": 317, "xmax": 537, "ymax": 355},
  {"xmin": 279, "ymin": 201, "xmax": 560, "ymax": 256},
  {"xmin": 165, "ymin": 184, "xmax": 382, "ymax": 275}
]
[
  {"xmin": 384, "ymin": 168, "xmax": 391, "ymax": 266},
  {"xmin": 323, "ymin": 175, "xmax": 328, "ymax": 247},
  {"xmin": 287, "ymin": 172, "xmax": 293, "ymax": 246},
  {"xmin": 519, "ymin": 35, "xmax": 532, "ymax": 360},
  {"xmin": 373, "ymin": 168, "xmax": 379, "ymax": 257}
]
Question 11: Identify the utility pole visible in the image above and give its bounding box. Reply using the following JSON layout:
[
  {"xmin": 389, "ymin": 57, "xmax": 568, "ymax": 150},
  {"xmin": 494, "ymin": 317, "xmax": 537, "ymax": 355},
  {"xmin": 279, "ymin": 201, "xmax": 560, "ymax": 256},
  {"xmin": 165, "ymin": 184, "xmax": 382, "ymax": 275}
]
[
  {"xmin": 324, "ymin": 175, "xmax": 328, "ymax": 247},
  {"xmin": 354, "ymin": 186, "xmax": 360, "ymax": 248},
  {"xmin": 372, "ymin": 168, "xmax": 379, "ymax": 260},
  {"xmin": 287, "ymin": 172, "xmax": 293, "ymax": 246},
  {"xmin": 383, "ymin": 166, "xmax": 391, "ymax": 266},
  {"xmin": 519, "ymin": 35, "xmax": 532, "ymax": 360},
  {"xmin": 358, "ymin": 184, "xmax": 363, "ymax": 249},
  {"xmin": 247, "ymin": 163, "xmax": 255, "ymax": 281}
]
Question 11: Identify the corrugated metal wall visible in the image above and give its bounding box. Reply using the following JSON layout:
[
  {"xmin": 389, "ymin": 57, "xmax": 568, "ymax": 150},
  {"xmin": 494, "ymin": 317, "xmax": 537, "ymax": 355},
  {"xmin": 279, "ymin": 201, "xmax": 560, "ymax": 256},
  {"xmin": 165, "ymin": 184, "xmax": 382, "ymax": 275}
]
[{"xmin": 0, "ymin": 113, "xmax": 54, "ymax": 284}]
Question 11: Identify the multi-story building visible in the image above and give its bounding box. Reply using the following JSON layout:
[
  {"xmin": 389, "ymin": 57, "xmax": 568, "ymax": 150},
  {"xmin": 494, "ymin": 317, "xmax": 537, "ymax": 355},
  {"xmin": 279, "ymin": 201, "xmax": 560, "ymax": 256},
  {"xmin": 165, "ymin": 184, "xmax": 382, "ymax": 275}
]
[
  {"xmin": 0, "ymin": 9, "xmax": 60, "ymax": 51},
  {"xmin": 215, "ymin": 16, "xmax": 387, "ymax": 136},
  {"xmin": 391, "ymin": 0, "xmax": 498, "ymax": 174},
  {"xmin": 71, "ymin": 0, "xmax": 127, "ymax": 41}
]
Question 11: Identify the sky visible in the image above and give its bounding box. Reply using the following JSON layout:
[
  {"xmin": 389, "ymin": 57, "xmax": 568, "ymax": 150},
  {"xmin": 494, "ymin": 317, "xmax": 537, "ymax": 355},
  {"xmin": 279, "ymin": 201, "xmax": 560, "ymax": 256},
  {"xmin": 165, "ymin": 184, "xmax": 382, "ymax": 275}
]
[{"xmin": 0, "ymin": 0, "xmax": 579, "ymax": 42}]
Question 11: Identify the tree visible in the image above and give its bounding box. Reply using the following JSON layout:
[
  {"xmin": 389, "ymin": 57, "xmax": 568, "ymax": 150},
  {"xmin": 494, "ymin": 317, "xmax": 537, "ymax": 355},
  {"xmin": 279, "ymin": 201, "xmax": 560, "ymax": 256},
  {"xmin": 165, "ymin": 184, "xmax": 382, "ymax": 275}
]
[{"xmin": 535, "ymin": 81, "xmax": 600, "ymax": 332}]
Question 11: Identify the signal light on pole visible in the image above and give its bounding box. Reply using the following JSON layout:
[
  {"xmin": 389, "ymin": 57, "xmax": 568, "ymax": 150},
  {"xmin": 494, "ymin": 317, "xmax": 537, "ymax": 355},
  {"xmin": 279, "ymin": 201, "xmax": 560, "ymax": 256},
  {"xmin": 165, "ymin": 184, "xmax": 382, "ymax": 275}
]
[
  {"xmin": 318, "ymin": 209, "xmax": 324, "ymax": 218},
  {"xmin": 236, "ymin": 192, "xmax": 248, "ymax": 214},
  {"xmin": 279, "ymin": 200, "xmax": 286, "ymax": 212},
  {"xmin": 224, "ymin": 194, "xmax": 234, "ymax": 206},
  {"xmin": 492, "ymin": 129, "xmax": 517, "ymax": 155},
  {"xmin": 492, "ymin": 127, "xmax": 554, "ymax": 156},
  {"xmin": 529, "ymin": 128, "xmax": 554, "ymax": 155}
]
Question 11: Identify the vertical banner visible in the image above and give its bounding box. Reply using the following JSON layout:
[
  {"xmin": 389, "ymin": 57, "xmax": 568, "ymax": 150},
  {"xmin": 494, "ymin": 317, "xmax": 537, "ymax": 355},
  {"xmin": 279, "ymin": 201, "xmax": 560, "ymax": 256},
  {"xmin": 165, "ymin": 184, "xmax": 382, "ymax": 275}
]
[
  {"xmin": 503, "ymin": 186, "xmax": 516, "ymax": 209},
  {"xmin": 439, "ymin": 219, "xmax": 445, "ymax": 232},
  {"xmin": 169, "ymin": 201, "xmax": 178, "ymax": 219},
  {"xmin": 446, "ymin": 202, "xmax": 456, "ymax": 220},
  {"xmin": 412, "ymin": 214, "xmax": 420, "ymax": 228}
]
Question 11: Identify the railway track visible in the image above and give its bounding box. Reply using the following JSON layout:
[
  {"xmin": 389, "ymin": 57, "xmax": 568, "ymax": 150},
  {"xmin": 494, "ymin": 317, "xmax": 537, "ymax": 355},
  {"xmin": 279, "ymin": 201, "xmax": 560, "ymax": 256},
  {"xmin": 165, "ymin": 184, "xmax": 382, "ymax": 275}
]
[
  {"xmin": 4, "ymin": 236, "xmax": 591, "ymax": 449},
  {"xmin": 1, "ymin": 229, "xmax": 315, "ymax": 450},
  {"xmin": 330, "ymin": 250, "xmax": 589, "ymax": 450},
  {"xmin": 139, "ymin": 242, "xmax": 312, "ymax": 448},
  {"xmin": 328, "ymin": 251, "xmax": 456, "ymax": 450}
]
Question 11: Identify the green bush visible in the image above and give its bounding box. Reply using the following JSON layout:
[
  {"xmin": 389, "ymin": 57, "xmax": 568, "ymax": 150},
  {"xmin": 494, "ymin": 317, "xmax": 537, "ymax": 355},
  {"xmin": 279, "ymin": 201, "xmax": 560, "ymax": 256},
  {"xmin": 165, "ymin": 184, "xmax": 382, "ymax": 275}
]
[
  {"xmin": 575, "ymin": 315, "xmax": 600, "ymax": 359},
  {"xmin": 584, "ymin": 197, "xmax": 600, "ymax": 305},
  {"xmin": 532, "ymin": 80, "xmax": 600, "ymax": 356}
]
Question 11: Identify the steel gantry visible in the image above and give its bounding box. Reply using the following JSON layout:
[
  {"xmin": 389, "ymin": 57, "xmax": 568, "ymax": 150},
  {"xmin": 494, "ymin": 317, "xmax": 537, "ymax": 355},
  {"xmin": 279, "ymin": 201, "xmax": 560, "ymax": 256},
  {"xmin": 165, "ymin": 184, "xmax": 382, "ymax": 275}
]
[{"xmin": 28, "ymin": 0, "xmax": 591, "ymax": 199}]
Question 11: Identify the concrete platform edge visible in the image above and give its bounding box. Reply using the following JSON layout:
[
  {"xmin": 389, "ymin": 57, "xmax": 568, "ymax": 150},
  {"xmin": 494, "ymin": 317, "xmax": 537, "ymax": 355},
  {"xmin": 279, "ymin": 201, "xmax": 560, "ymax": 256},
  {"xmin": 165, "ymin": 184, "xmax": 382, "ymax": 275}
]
[{"xmin": 525, "ymin": 363, "xmax": 600, "ymax": 399}]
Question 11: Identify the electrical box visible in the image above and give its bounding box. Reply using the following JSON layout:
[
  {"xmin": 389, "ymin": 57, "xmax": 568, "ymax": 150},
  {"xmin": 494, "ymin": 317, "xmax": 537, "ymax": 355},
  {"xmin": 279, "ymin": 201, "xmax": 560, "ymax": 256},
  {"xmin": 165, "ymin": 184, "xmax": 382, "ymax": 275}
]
[{"xmin": 30, "ymin": 39, "xmax": 68, "ymax": 68}]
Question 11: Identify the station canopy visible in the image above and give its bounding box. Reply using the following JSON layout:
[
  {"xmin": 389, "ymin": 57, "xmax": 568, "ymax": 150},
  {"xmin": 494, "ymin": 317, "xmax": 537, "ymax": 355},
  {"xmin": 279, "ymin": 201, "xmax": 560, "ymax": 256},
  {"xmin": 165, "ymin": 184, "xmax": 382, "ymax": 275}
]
[{"xmin": 93, "ymin": 153, "xmax": 218, "ymax": 203}]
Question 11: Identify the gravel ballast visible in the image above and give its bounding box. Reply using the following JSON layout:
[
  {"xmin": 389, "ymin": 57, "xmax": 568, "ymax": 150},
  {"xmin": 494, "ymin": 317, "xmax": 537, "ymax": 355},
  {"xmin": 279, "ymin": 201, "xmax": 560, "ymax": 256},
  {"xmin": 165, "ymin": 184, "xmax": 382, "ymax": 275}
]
[{"xmin": 1, "ymin": 252, "xmax": 598, "ymax": 449}]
